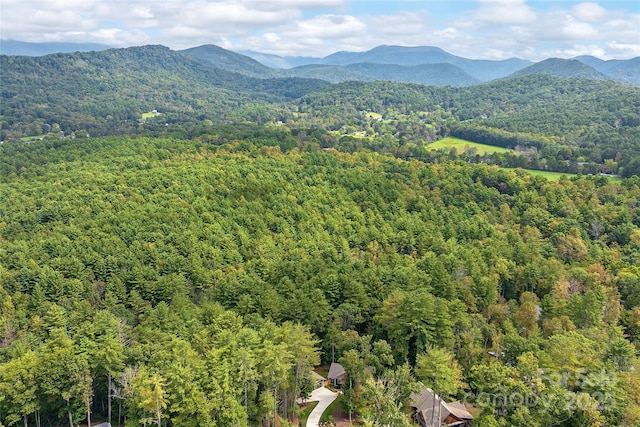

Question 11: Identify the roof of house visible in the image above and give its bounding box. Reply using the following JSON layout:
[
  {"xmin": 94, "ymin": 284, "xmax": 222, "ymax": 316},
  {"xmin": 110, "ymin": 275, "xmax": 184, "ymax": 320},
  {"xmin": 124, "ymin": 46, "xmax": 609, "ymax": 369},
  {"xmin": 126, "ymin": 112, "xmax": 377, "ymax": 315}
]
[
  {"xmin": 410, "ymin": 383, "xmax": 473, "ymax": 426},
  {"xmin": 410, "ymin": 386, "xmax": 450, "ymax": 425},
  {"xmin": 311, "ymin": 370, "xmax": 326, "ymax": 381},
  {"xmin": 446, "ymin": 401, "xmax": 474, "ymax": 420},
  {"xmin": 410, "ymin": 385, "xmax": 438, "ymax": 410},
  {"xmin": 327, "ymin": 362, "xmax": 346, "ymax": 380}
]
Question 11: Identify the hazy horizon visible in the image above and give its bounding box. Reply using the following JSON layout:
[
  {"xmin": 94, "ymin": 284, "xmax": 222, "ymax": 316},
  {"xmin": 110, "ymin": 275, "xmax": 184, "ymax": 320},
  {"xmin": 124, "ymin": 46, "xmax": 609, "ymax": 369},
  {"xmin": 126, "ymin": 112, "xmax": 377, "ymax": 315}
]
[{"xmin": 1, "ymin": 1, "xmax": 639, "ymax": 61}]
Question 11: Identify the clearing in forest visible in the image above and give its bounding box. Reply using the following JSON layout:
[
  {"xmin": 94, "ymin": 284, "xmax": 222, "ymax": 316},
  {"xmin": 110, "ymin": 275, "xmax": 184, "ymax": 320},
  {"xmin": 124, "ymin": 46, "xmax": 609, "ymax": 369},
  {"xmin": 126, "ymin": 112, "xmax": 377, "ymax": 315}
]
[{"xmin": 428, "ymin": 137, "xmax": 512, "ymax": 155}]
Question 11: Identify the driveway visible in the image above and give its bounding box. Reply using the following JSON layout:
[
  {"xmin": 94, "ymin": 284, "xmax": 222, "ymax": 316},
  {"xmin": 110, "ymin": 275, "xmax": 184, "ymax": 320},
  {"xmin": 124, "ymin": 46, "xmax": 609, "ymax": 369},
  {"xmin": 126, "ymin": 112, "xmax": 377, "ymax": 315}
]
[{"xmin": 304, "ymin": 386, "xmax": 339, "ymax": 427}]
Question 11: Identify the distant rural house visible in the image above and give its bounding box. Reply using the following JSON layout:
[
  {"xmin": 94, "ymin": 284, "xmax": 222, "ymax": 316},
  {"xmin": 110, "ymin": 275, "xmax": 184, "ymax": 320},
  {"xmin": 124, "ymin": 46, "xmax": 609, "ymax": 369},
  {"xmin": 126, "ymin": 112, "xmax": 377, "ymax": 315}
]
[
  {"xmin": 410, "ymin": 383, "xmax": 473, "ymax": 427},
  {"xmin": 327, "ymin": 362, "xmax": 347, "ymax": 387},
  {"xmin": 92, "ymin": 423, "xmax": 112, "ymax": 427}
]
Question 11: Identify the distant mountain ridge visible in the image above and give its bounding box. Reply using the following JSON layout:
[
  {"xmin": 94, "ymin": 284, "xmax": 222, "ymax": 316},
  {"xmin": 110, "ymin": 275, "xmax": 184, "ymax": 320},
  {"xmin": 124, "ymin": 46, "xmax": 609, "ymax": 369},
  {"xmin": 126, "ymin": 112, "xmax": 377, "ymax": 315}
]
[
  {"xmin": 0, "ymin": 39, "xmax": 111, "ymax": 56},
  {"xmin": 574, "ymin": 55, "xmax": 640, "ymax": 85},
  {"xmin": 217, "ymin": 45, "xmax": 639, "ymax": 86},
  {"xmin": 344, "ymin": 62, "xmax": 480, "ymax": 86},
  {"xmin": 283, "ymin": 64, "xmax": 374, "ymax": 84},
  {"xmin": 257, "ymin": 45, "xmax": 533, "ymax": 82},
  {"xmin": 178, "ymin": 45, "xmax": 483, "ymax": 86},
  {"xmin": 237, "ymin": 50, "xmax": 320, "ymax": 69},
  {"xmin": 319, "ymin": 45, "xmax": 456, "ymax": 65},
  {"xmin": 180, "ymin": 45, "xmax": 278, "ymax": 79},
  {"xmin": 508, "ymin": 58, "xmax": 609, "ymax": 80},
  {"xmin": 242, "ymin": 45, "xmax": 639, "ymax": 86},
  {"xmin": 176, "ymin": 44, "xmax": 527, "ymax": 86},
  {"xmin": 0, "ymin": 45, "xmax": 330, "ymax": 138},
  {"xmin": 3, "ymin": 40, "xmax": 639, "ymax": 87}
]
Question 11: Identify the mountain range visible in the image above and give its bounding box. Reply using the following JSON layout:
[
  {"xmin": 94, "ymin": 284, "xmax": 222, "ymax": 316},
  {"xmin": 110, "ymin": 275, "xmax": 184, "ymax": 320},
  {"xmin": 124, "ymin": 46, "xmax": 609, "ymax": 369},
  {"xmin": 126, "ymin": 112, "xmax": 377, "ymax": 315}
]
[
  {"xmin": 183, "ymin": 44, "xmax": 640, "ymax": 87},
  {"xmin": 2, "ymin": 41, "xmax": 639, "ymax": 174},
  {"xmin": 313, "ymin": 45, "xmax": 533, "ymax": 82},
  {"xmin": 4, "ymin": 40, "xmax": 639, "ymax": 87},
  {"xmin": 188, "ymin": 45, "xmax": 640, "ymax": 86},
  {"xmin": 0, "ymin": 44, "xmax": 329, "ymax": 138}
]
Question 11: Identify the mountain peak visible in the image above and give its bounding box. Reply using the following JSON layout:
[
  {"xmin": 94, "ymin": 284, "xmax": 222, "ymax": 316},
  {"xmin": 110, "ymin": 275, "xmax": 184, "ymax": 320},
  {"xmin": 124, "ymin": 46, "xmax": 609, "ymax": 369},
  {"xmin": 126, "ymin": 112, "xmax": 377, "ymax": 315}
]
[
  {"xmin": 369, "ymin": 45, "xmax": 446, "ymax": 53},
  {"xmin": 179, "ymin": 44, "xmax": 277, "ymax": 78},
  {"xmin": 509, "ymin": 58, "xmax": 608, "ymax": 80}
]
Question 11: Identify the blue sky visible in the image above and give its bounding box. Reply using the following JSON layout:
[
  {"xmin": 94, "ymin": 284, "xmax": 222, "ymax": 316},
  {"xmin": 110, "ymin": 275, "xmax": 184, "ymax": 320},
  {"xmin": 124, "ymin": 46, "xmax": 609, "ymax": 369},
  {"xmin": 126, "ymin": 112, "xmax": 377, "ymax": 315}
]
[{"xmin": 1, "ymin": 0, "xmax": 638, "ymax": 60}]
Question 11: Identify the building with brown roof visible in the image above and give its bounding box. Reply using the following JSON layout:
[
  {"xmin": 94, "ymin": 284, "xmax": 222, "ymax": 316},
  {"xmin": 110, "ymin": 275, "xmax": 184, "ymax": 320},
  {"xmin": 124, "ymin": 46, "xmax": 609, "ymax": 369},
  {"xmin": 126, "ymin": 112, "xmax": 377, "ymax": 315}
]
[{"xmin": 409, "ymin": 383, "xmax": 473, "ymax": 427}]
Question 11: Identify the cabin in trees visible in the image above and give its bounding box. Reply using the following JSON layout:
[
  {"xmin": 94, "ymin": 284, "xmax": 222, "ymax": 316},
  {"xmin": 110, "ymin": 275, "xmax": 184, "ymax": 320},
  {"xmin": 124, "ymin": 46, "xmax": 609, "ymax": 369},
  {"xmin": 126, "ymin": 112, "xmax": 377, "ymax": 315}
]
[
  {"xmin": 410, "ymin": 384, "xmax": 473, "ymax": 427},
  {"xmin": 327, "ymin": 362, "xmax": 347, "ymax": 387}
]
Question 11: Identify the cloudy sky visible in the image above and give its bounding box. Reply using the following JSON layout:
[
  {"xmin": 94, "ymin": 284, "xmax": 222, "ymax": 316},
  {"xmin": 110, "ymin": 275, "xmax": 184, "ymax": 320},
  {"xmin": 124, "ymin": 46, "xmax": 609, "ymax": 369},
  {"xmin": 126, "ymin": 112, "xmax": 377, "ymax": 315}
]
[{"xmin": 1, "ymin": 0, "xmax": 638, "ymax": 60}]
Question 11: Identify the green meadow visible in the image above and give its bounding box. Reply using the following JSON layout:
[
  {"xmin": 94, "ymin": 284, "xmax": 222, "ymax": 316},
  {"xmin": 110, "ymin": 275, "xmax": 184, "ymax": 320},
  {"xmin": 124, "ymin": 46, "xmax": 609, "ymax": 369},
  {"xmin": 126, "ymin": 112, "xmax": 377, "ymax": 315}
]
[
  {"xmin": 141, "ymin": 111, "xmax": 162, "ymax": 120},
  {"xmin": 428, "ymin": 137, "xmax": 512, "ymax": 155}
]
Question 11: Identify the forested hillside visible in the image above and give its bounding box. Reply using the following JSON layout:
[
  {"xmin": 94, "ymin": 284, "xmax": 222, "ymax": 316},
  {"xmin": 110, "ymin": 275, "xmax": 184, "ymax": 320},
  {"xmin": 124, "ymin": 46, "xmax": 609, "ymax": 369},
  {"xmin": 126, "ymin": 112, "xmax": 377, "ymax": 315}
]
[
  {"xmin": 298, "ymin": 76, "xmax": 640, "ymax": 174},
  {"xmin": 0, "ymin": 46, "xmax": 327, "ymax": 139},
  {"xmin": 1, "ymin": 137, "xmax": 640, "ymax": 426},
  {"xmin": 508, "ymin": 58, "xmax": 608, "ymax": 80},
  {"xmin": 574, "ymin": 56, "xmax": 640, "ymax": 86},
  {"xmin": 180, "ymin": 45, "xmax": 279, "ymax": 79},
  {"xmin": 3, "ymin": 46, "xmax": 640, "ymax": 177}
]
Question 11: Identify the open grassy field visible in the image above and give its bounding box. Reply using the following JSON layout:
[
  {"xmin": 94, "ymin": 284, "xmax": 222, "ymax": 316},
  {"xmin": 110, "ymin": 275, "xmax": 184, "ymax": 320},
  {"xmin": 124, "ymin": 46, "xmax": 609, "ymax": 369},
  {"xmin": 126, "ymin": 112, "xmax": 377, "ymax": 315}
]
[
  {"xmin": 20, "ymin": 134, "xmax": 46, "ymax": 142},
  {"xmin": 141, "ymin": 111, "xmax": 162, "ymax": 120},
  {"xmin": 428, "ymin": 137, "xmax": 512, "ymax": 155}
]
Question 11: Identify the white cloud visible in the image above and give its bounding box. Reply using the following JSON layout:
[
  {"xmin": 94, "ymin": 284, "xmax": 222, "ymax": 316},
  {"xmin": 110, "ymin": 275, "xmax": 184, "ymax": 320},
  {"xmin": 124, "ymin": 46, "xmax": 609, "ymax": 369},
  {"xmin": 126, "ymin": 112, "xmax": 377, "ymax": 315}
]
[
  {"xmin": 572, "ymin": 2, "xmax": 607, "ymax": 23},
  {"xmin": 0, "ymin": 0, "xmax": 638, "ymax": 60},
  {"xmin": 246, "ymin": 0, "xmax": 346, "ymax": 12},
  {"xmin": 87, "ymin": 28, "xmax": 153, "ymax": 47},
  {"xmin": 232, "ymin": 14, "xmax": 367, "ymax": 56},
  {"xmin": 552, "ymin": 44, "xmax": 607, "ymax": 58},
  {"xmin": 608, "ymin": 41, "xmax": 640, "ymax": 58},
  {"xmin": 368, "ymin": 11, "xmax": 429, "ymax": 37},
  {"xmin": 180, "ymin": 2, "xmax": 294, "ymax": 28},
  {"xmin": 563, "ymin": 19, "xmax": 599, "ymax": 40},
  {"xmin": 30, "ymin": 10, "xmax": 94, "ymax": 29},
  {"xmin": 262, "ymin": 33, "xmax": 281, "ymax": 44},
  {"xmin": 130, "ymin": 6, "xmax": 154, "ymax": 20},
  {"xmin": 295, "ymin": 14, "xmax": 366, "ymax": 39},
  {"xmin": 473, "ymin": 0, "xmax": 536, "ymax": 26}
]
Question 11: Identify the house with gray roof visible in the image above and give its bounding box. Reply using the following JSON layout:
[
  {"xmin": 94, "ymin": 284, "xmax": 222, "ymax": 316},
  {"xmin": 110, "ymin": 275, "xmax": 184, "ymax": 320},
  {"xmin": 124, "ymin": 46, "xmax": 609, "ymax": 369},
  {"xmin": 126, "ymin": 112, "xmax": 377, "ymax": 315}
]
[
  {"xmin": 410, "ymin": 383, "xmax": 473, "ymax": 427},
  {"xmin": 327, "ymin": 362, "xmax": 347, "ymax": 387}
]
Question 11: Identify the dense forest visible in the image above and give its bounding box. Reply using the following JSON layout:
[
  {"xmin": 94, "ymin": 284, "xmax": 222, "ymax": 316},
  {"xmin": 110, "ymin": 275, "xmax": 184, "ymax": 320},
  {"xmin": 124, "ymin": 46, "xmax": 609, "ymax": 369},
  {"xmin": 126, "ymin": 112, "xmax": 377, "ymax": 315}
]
[
  {"xmin": 1, "ymin": 136, "xmax": 640, "ymax": 426},
  {"xmin": 1, "ymin": 44, "xmax": 640, "ymax": 427}
]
